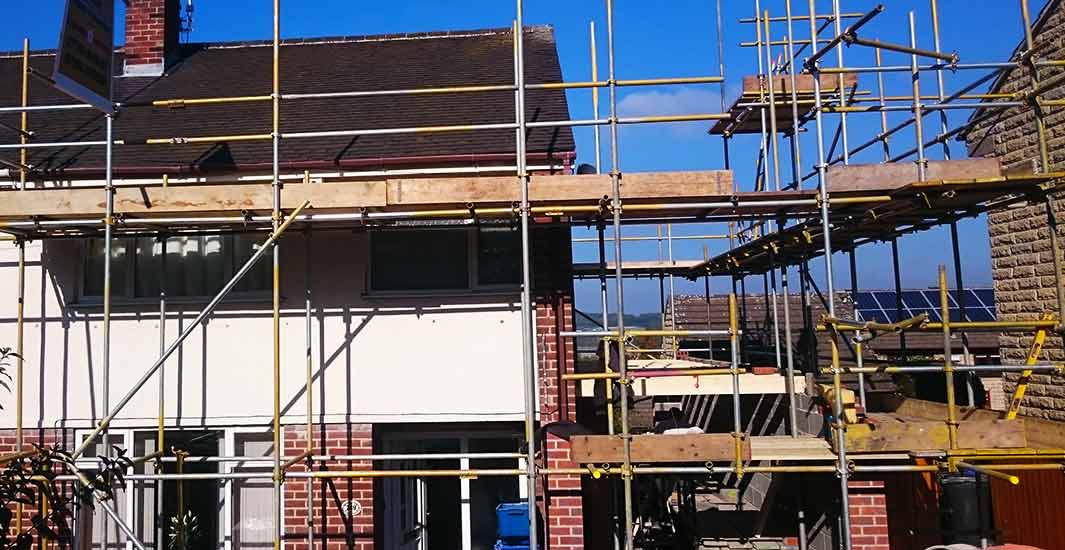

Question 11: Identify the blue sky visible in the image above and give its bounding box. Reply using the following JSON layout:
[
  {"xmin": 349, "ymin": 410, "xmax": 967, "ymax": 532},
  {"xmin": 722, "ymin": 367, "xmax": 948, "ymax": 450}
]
[{"xmin": 4, "ymin": 1, "xmax": 1046, "ymax": 313}]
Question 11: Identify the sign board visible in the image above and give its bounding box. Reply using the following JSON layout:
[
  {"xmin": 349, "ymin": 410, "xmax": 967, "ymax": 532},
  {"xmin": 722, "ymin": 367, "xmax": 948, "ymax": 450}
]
[{"xmin": 54, "ymin": 0, "xmax": 115, "ymax": 113}]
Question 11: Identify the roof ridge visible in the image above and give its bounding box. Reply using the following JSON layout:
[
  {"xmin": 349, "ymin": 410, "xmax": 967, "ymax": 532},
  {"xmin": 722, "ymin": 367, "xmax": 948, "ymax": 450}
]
[{"xmin": 0, "ymin": 25, "xmax": 555, "ymax": 58}]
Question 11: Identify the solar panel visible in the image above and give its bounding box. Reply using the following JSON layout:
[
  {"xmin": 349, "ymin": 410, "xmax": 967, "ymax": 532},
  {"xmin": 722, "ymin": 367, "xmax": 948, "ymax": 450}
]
[
  {"xmin": 903, "ymin": 291, "xmax": 934, "ymax": 310},
  {"xmin": 855, "ymin": 293, "xmax": 880, "ymax": 310},
  {"xmin": 974, "ymin": 289, "xmax": 995, "ymax": 307},
  {"xmin": 852, "ymin": 288, "xmax": 996, "ymax": 324},
  {"xmin": 856, "ymin": 308, "xmax": 891, "ymax": 323}
]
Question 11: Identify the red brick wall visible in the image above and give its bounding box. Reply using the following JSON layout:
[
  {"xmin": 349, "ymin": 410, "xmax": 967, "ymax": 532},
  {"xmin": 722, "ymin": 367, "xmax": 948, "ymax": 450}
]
[
  {"xmin": 124, "ymin": 0, "xmax": 182, "ymax": 69},
  {"xmin": 533, "ymin": 224, "xmax": 582, "ymax": 550},
  {"xmin": 542, "ymin": 434, "xmax": 583, "ymax": 550},
  {"xmin": 283, "ymin": 424, "xmax": 374, "ymax": 550},
  {"xmin": 0, "ymin": 429, "xmax": 74, "ymax": 547},
  {"xmin": 848, "ymin": 480, "xmax": 890, "ymax": 550}
]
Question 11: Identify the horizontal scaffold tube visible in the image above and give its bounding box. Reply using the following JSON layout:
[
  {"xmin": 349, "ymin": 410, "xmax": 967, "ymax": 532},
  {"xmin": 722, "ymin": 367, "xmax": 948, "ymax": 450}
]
[
  {"xmin": 51, "ymin": 462, "xmax": 967, "ymax": 483},
  {"xmin": 561, "ymin": 367, "xmax": 743, "ymax": 381},
  {"xmin": 822, "ymin": 364, "xmax": 1065, "ymax": 375},
  {"xmin": 135, "ymin": 76, "xmax": 726, "ymax": 107}
]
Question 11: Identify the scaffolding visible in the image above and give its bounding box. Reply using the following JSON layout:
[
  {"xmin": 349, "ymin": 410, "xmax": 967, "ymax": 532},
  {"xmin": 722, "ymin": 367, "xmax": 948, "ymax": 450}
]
[{"xmin": 2, "ymin": 1, "xmax": 1065, "ymax": 550}]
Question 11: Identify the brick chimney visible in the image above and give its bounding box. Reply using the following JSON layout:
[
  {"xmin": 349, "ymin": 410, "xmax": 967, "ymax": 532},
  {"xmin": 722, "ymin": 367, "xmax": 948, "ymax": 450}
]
[{"xmin": 123, "ymin": 0, "xmax": 183, "ymax": 76}]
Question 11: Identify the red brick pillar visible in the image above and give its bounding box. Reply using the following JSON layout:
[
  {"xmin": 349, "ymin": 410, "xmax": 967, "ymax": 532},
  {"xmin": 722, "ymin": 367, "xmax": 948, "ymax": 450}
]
[
  {"xmin": 284, "ymin": 423, "xmax": 374, "ymax": 550},
  {"xmin": 848, "ymin": 480, "xmax": 890, "ymax": 550},
  {"xmin": 535, "ymin": 291, "xmax": 583, "ymax": 550},
  {"xmin": 543, "ymin": 434, "xmax": 584, "ymax": 550}
]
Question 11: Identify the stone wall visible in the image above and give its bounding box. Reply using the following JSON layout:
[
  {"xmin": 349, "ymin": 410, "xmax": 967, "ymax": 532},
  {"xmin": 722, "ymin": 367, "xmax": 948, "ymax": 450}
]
[{"xmin": 965, "ymin": 1, "xmax": 1065, "ymax": 420}]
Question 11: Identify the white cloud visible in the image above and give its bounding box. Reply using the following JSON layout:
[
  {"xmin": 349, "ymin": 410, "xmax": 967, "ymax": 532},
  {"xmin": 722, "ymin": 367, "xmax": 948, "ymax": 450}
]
[{"xmin": 616, "ymin": 87, "xmax": 721, "ymax": 136}]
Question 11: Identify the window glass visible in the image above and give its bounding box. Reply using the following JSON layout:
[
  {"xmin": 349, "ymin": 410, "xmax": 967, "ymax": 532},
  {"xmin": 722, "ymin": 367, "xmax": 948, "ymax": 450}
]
[
  {"xmin": 371, "ymin": 229, "xmax": 469, "ymax": 291},
  {"xmin": 477, "ymin": 226, "xmax": 521, "ymax": 286},
  {"xmin": 83, "ymin": 235, "xmax": 269, "ymax": 300},
  {"xmin": 233, "ymin": 234, "xmax": 271, "ymax": 293},
  {"xmin": 84, "ymin": 238, "xmax": 129, "ymax": 298},
  {"xmin": 233, "ymin": 433, "xmax": 274, "ymax": 550},
  {"xmin": 78, "ymin": 434, "xmax": 128, "ymax": 550}
]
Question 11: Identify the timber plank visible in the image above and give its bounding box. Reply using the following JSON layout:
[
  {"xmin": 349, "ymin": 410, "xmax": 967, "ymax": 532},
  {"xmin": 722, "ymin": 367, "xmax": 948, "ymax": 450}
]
[
  {"xmin": 571, "ymin": 433, "xmax": 750, "ymax": 463},
  {"xmin": 740, "ymin": 73, "xmax": 858, "ymax": 95},
  {"xmin": 839, "ymin": 420, "xmax": 1027, "ymax": 453},
  {"xmin": 826, "ymin": 158, "xmax": 1003, "ymax": 193},
  {"xmin": 385, "ymin": 171, "xmax": 733, "ymax": 206},
  {"xmin": 0, "ymin": 171, "xmax": 734, "ymax": 220}
]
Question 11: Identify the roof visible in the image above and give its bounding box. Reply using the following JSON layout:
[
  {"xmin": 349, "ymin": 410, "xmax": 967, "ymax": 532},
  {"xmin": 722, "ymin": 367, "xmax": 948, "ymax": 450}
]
[{"xmin": 0, "ymin": 27, "xmax": 575, "ymax": 177}]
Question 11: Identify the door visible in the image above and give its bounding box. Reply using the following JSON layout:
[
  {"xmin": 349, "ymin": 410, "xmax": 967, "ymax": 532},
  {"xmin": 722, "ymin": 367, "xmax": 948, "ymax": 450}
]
[
  {"xmin": 383, "ymin": 458, "xmax": 429, "ymax": 550},
  {"xmin": 399, "ymin": 467, "xmax": 428, "ymax": 550}
]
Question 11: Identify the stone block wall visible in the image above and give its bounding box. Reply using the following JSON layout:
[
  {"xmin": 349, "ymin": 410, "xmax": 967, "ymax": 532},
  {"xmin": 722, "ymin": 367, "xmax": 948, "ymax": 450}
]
[{"xmin": 965, "ymin": 1, "xmax": 1065, "ymax": 420}]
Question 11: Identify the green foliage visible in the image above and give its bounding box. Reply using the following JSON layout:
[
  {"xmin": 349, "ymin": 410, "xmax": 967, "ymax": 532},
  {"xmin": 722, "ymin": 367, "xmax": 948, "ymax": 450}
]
[
  {"xmin": 0, "ymin": 444, "xmax": 132, "ymax": 550},
  {"xmin": 167, "ymin": 511, "xmax": 201, "ymax": 550}
]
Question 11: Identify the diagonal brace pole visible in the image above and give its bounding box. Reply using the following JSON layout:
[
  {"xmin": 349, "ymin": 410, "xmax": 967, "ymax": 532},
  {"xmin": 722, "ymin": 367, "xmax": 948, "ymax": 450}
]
[{"xmin": 73, "ymin": 200, "xmax": 311, "ymax": 459}]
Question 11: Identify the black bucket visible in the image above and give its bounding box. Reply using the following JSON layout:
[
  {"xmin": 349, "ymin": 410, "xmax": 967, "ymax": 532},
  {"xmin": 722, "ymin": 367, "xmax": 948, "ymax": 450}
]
[{"xmin": 940, "ymin": 473, "xmax": 994, "ymax": 546}]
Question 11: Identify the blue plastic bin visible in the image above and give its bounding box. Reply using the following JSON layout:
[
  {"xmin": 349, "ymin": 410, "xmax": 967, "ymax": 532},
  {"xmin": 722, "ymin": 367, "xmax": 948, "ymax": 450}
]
[{"xmin": 495, "ymin": 502, "xmax": 531, "ymax": 543}]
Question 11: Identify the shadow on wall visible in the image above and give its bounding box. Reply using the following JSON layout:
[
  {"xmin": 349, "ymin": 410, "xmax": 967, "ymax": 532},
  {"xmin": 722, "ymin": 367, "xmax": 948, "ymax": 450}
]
[{"xmin": 0, "ymin": 230, "xmax": 523, "ymax": 428}]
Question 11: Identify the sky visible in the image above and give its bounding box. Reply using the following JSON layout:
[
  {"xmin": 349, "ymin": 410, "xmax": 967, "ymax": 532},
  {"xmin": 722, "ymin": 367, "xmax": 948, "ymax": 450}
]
[{"xmin": 3, "ymin": 1, "xmax": 1049, "ymax": 314}]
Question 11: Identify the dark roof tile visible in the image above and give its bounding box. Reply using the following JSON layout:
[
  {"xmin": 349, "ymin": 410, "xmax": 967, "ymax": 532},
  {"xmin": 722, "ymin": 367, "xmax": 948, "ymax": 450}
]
[{"xmin": 0, "ymin": 26, "xmax": 574, "ymax": 175}]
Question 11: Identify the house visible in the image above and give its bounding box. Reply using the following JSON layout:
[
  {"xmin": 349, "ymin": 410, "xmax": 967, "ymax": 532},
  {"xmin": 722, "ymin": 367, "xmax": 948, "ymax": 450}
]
[
  {"xmin": 962, "ymin": 0, "xmax": 1065, "ymax": 423},
  {"xmin": 0, "ymin": 1, "xmax": 584, "ymax": 548}
]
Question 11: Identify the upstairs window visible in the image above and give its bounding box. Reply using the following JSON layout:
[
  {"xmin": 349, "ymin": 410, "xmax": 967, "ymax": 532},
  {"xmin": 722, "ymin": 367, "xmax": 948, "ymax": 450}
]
[
  {"xmin": 369, "ymin": 226, "xmax": 521, "ymax": 293},
  {"xmin": 82, "ymin": 234, "xmax": 271, "ymax": 301}
]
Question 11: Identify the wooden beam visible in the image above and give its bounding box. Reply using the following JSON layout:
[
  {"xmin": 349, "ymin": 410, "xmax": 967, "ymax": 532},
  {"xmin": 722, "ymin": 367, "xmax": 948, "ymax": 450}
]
[
  {"xmin": 826, "ymin": 158, "xmax": 1003, "ymax": 193},
  {"xmin": 740, "ymin": 73, "xmax": 858, "ymax": 96},
  {"xmin": 0, "ymin": 171, "xmax": 733, "ymax": 221},
  {"xmin": 892, "ymin": 397, "xmax": 1065, "ymax": 450},
  {"xmin": 385, "ymin": 171, "xmax": 732, "ymax": 206},
  {"xmin": 839, "ymin": 419, "xmax": 1027, "ymax": 453},
  {"xmin": 571, "ymin": 433, "xmax": 751, "ymax": 463}
]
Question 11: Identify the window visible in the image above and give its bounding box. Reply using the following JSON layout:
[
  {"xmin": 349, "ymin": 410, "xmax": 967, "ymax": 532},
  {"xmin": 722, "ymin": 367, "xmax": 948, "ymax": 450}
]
[
  {"xmin": 369, "ymin": 226, "xmax": 521, "ymax": 292},
  {"xmin": 82, "ymin": 234, "xmax": 271, "ymax": 301}
]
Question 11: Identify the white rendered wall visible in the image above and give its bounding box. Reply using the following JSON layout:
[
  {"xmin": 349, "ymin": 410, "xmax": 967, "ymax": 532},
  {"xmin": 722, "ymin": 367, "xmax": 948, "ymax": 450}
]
[{"xmin": 0, "ymin": 230, "xmax": 528, "ymax": 431}]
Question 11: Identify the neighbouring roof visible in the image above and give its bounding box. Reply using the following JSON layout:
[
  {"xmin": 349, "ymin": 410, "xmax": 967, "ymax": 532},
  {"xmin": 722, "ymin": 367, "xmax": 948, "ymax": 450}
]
[{"xmin": 0, "ymin": 26, "xmax": 575, "ymax": 177}]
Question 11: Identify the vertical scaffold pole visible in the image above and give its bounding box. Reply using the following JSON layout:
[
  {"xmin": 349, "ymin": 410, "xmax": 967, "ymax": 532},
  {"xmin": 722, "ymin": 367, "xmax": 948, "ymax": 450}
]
[
  {"xmin": 940, "ymin": 266, "xmax": 959, "ymax": 450},
  {"xmin": 716, "ymin": 0, "xmax": 730, "ymax": 170},
  {"xmin": 590, "ymin": 21, "xmax": 602, "ymax": 174},
  {"xmin": 1020, "ymin": 0, "xmax": 1065, "ymax": 326},
  {"xmin": 604, "ymin": 1, "xmax": 634, "ymax": 548},
  {"xmin": 271, "ymin": 0, "xmax": 282, "ymax": 549},
  {"xmin": 909, "ymin": 12, "xmax": 927, "ymax": 181},
  {"xmin": 805, "ymin": 2, "xmax": 850, "ymax": 548},
  {"xmin": 832, "ymin": 0, "xmax": 851, "ymax": 164},
  {"xmin": 305, "ymin": 228, "xmax": 314, "ymax": 550},
  {"xmin": 16, "ymin": 41, "xmax": 28, "ymax": 516},
  {"xmin": 512, "ymin": 7, "xmax": 540, "ymax": 550},
  {"xmin": 848, "ymin": 250, "xmax": 866, "ymax": 408},
  {"xmin": 784, "ymin": 0, "xmax": 802, "ymax": 187}
]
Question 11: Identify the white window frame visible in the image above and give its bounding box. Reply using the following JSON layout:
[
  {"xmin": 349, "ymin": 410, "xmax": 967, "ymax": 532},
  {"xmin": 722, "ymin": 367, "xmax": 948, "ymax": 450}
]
[
  {"xmin": 73, "ymin": 427, "xmax": 279, "ymax": 550},
  {"xmin": 73, "ymin": 429, "xmax": 137, "ymax": 550},
  {"xmin": 365, "ymin": 226, "xmax": 523, "ymax": 297},
  {"xmin": 76, "ymin": 235, "xmax": 273, "ymax": 305},
  {"xmin": 379, "ymin": 429, "xmax": 523, "ymax": 550},
  {"xmin": 222, "ymin": 426, "xmax": 279, "ymax": 550}
]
